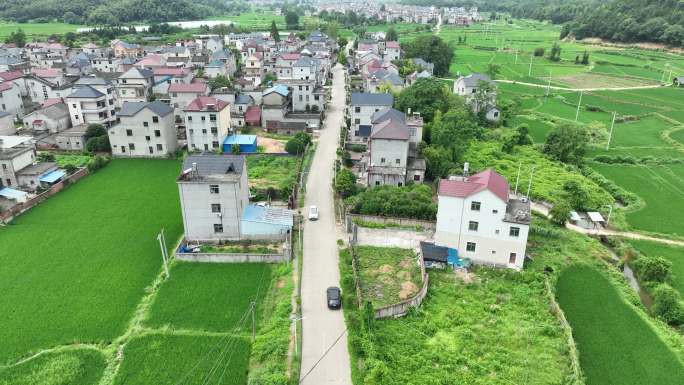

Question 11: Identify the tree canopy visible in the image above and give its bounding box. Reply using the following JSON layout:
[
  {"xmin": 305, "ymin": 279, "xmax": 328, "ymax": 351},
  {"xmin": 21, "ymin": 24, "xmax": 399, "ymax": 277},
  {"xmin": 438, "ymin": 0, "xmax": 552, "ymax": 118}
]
[
  {"xmin": 401, "ymin": 35, "xmax": 454, "ymax": 76},
  {"xmin": 543, "ymin": 123, "xmax": 588, "ymax": 166}
]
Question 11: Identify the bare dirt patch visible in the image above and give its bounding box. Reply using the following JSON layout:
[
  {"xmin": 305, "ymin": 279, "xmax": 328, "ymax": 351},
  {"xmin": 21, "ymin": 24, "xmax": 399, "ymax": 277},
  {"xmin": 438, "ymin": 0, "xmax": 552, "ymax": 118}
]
[
  {"xmin": 257, "ymin": 136, "xmax": 286, "ymax": 153},
  {"xmin": 455, "ymin": 269, "xmax": 479, "ymax": 284},
  {"xmin": 377, "ymin": 264, "xmax": 394, "ymax": 274},
  {"xmin": 399, "ymin": 281, "xmax": 419, "ymax": 299},
  {"xmin": 554, "ymin": 73, "xmax": 658, "ymax": 89}
]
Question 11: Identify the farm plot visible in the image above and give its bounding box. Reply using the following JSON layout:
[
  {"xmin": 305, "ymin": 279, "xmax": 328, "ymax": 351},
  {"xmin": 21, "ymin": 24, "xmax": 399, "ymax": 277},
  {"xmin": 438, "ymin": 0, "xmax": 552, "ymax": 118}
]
[
  {"xmin": 608, "ymin": 115, "xmax": 673, "ymax": 149},
  {"xmin": 590, "ymin": 163, "xmax": 684, "ymax": 235},
  {"xmin": 509, "ymin": 115, "xmax": 555, "ymax": 143},
  {"xmin": 0, "ymin": 348, "xmax": 106, "ymax": 385},
  {"xmin": 629, "ymin": 240, "xmax": 684, "ymax": 296},
  {"xmin": 112, "ymin": 334, "xmax": 250, "ymax": 385},
  {"xmin": 354, "ymin": 246, "xmax": 422, "ymax": 308},
  {"xmin": 556, "ymin": 265, "xmax": 684, "ymax": 385},
  {"xmin": 0, "ymin": 159, "xmax": 183, "ymax": 364},
  {"xmin": 145, "ymin": 262, "xmax": 272, "ymax": 332},
  {"xmin": 246, "ymin": 155, "xmax": 298, "ymax": 199}
]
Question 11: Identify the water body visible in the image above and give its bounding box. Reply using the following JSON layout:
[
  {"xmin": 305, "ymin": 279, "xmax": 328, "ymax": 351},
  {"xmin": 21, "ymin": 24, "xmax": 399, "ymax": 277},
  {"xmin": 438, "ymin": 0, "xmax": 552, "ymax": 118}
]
[{"xmin": 76, "ymin": 20, "xmax": 234, "ymax": 33}]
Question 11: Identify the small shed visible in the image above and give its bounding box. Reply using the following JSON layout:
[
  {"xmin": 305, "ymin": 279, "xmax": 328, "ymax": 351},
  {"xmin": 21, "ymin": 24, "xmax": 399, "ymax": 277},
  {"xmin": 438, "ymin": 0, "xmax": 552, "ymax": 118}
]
[
  {"xmin": 0, "ymin": 187, "xmax": 28, "ymax": 203},
  {"xmin": 241, "ymin": 204, "xmax": 294, "ymax": 239},
  {"xmin": 223, "ymin": 134, "xmax": 257, "ymax": 153},
  {"xmin": 587, "ymin": 211, "xmax": 605, "ymax": 228},
  {"xmin": 674, "ymin": 76, "xmax": 683, "ymax": 87}
]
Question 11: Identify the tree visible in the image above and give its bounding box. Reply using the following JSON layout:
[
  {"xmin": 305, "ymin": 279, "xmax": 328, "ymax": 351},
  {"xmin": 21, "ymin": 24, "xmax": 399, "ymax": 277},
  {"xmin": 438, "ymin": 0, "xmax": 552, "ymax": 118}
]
[
  {"xmin": 63, "ymin": 32, "xmax": 77, "ymax": 48},
  {"xmin": 549, "ymin": 200, "xmax": 572, "ymax": 226},
  {"xmin": 386, "ymin": 26, "xmax": 398, "ymax": 42},
  {"xmin": 337, "ymin": 50, "xmax": 347, "ymax": 65},
  {"xmin": 208, "ymin": 74, "xmax": 231, "ymax": 90},
  {"xmin": 633, "ymin": 256, "xmax": 673, "ymax": 284},
  {"xmin": 534, "ymin": 47, "xmax": 545, "ymax": 57},
  {"xmin": 261, "ymin": 72, "xmax": 277, "ymax": 86},
  {"xmin": 5, "ymin": 29, "xmax": 26, "ymax": 47},
  {"xmin": 562, "ymin": 181, "xmax": 590, "ymax": 211},
  {"xmin": 486, "ymin": 63, "xmax": 501, "ymax": 80},
  {"xmin": 581, "ymin": 51, "xmax": 590, "ymax": 65},
  {"xmin": 422, "ymin": 145, "xmax": 453, "ymax": 179},
  {"xmin": 338, "ymin": 36, "xmax": 348, "ymax": 48},
  {"xmin": 231, "ymin": 144, "xmax": 241, "ymax": 154},
  {"xmin": 270, "ymin": 20, "xmax": 280, "ymax": 42},
  {"xmin": 548, "ymin": 42, "xmax": 562, "ymax": 62},
  {"xmin": 335, "ymin": 168, "xmax": 357, "ymax": 197},
  {"xmin": 651, "ymin": 284, "xmax": 683, "ymax": 325},
  {"xmin": 85, "ymin": 123, "xmax": 106, "ymax": 142},
  {"xmin": 543, "ymin": 123, "xmax": 588, "ymax": 166},
  {"xmin": 395, "ymin": 78, "xmax": 452, "ymax": 123},
  {"xmin": 285, "ymin": 132, "xmax": 311, "ymax": 155},
  {"xmin": 285, "ymin": 11, "xmax": 299, "ymax": 30},
  {"xmin": 326, "ymin": 21, "xmax": 339, "ymax": 40},
  {"xmin": 402, "ymin": 35, "xmax": 453, "ymax": 76}
]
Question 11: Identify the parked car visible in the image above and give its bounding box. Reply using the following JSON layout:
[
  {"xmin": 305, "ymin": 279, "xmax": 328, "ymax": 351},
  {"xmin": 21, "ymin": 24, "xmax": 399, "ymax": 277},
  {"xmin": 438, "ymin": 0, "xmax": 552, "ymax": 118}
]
[
  {"xmin": 326, "ymin": 286, "xmax": 341, "ymax": 309},
  {"xmin": 308, "ymin": 205, "xmax": 319, "ymax": 221}
]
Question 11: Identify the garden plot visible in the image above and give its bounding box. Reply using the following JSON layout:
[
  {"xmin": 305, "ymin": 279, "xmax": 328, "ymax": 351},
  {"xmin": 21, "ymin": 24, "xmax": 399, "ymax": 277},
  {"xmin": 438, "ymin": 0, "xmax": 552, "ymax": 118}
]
[
  {"xmin": 556, "ymin": 265, "xmax": 684, "ymax": 385},
  {"xmin": 354, "ymin": 246, "xmax": 422, "ymax": 308}
]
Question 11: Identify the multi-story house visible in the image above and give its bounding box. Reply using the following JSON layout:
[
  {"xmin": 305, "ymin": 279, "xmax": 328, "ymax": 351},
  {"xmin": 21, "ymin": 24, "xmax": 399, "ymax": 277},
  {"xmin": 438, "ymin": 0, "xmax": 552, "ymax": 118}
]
[
  {"xmin": 366, "ymin": 116, "xmax": 410, "ymax": 187},
  {"xmin": 152, "ymin": 67, "xmax": 193, "ymax": 95},
  {"xmin": 244, "ymin": 54, "xmax": 263, "ymax": 86},
  {"xmin": 278, "ymin": 80, "xmax": 325, "ymax": 113},
  {"xmin": 116, "ymin": 67, "xmax": 154, "ymax": 107},
  {"xmin": 22, "ymin": 99, "xmax": 71, "ymax": 133},
  {"xmin": 25, "ymin": 75, "xmax": 73, "ymax": 105},
  {"xmin": 0, "ymin": 81, "xmax": 24, "ymax": 119},
  {"xmin": 107, "ymin": 101, "xmax": 177, "ymax": 157},
  {"xmin": 169, "ymin": 82, "xmax": 209, "ymax": 118},
  {"xmin": 453, "ymin": 73, "xmax": 499, "ymax": 122},
  {"xmin": 112, "ymin": 40, "xmax": 142, "ymax": 58},
  {"xmin": 66, "ymin": 85, "xmax": 116, "ymax": 127},
  {"xmin": 350, "ymin": 92, "xmax": 394, "ymax": 142},
  {"xmin": 0, "ymin": 135, "xmax": 36, "ymax": 188},
  {"xmin": 434, "ymin": 168, "xmax": 531, "ymax": 269},
  {"xmin": 384, "ymin": 41, "xmax": 401, "ymax": 62},
  {"xmin": 261, "ymin": 85, "xmax": 290, "ymax": 124},
  {"xmin": 90, "ymin": 56, "xmax": 122, "ymax": 73},
  {"xmin": 183, "ymin": 96, "xmax": 231, "ymax": 152},
  {"xmin": 209, "ymin": 50, "xmax": 237, "ymax": 78},
  {"xmin": 274, "ymin": 53, "xmax": 300, "ymax": 79},
  {"xmin": 177, "ymin": 154, "xmax": 249, "ymax": 241},
  {"xmin": 230, "ymin": 94, "xmax": 255, "ymax": 128},
  {"xmin": 0, "ymin": 70, "xmax": 27, "ymax": 97}
]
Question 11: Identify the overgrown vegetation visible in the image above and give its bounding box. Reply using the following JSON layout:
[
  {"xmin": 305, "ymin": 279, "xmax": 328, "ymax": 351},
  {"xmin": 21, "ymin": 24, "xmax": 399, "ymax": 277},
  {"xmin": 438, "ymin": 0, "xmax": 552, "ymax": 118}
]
[
  {"xmin": 246, "ymin": 155, "xmax": 298, "ymax": 200},
  {"xmin": 354, "ymin": 246, "xmax": 422, "ymax": 308},
  {"xmin": 345, "ymin": 184, "xmax": 437, "ymax": 220}
]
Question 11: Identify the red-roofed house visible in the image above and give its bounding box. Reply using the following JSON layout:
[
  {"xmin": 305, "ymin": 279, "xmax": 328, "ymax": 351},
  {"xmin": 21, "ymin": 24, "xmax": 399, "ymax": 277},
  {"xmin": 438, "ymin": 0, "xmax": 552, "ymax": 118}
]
[
  {"xmin": 0, "ymin": 70, "xmax": 27, "ymax": 97},
  {"xmin": 152, "ymin": 67, "xmax": 193, "ymax": 94},
  {"xmin": 0, "ymin": 81, "xmax": 24, "ymax": 118},
  {"xmin": 183, "ymin": 96, "xmax": 231, "ymax": 152},
  {"xmin": 244, "ymin": 105, "xmax": 261, "ymax": 127},
  {"xmin": 384, "ymin": 41, "xmax": 401, "ymax": 62},
  {"xmin": 169, "ymin": 83, "xmax": 209, "ymax": 117},
  {"xmin": 434, "ymin": 168, "xmax": 531, "ymax": 269},
  {"xmin": 135, "ymin": 54, "xmax": 166, "ymax": 69}
]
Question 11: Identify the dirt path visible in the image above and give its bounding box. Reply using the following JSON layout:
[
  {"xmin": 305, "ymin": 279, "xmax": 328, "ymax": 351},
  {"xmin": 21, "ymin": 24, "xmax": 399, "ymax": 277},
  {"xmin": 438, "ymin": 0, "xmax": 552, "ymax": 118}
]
[{"xmin": 494, "ymin": 79, "xmax": 666, "ymax": 92}]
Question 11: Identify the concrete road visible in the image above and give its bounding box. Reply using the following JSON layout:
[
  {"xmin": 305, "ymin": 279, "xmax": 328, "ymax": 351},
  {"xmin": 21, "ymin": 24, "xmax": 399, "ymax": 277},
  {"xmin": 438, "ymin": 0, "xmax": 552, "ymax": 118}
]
[{"xmin": 299, "ymin": 63, "xmax": 352, "ymax": 385}]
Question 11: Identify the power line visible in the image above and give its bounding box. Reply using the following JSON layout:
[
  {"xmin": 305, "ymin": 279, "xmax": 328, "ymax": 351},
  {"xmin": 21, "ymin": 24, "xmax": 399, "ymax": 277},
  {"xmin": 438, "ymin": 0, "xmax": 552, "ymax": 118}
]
[{"xmin": 299, "ymin": 328, "xmax": 347, "ymax": 384}]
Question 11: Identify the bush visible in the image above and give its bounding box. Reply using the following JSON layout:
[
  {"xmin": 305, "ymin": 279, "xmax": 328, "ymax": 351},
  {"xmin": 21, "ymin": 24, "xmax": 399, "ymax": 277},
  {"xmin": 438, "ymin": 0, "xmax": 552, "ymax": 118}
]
[
  {"xmin": 349, "ymin": 144, "xmax": 367, "ymax": 153},
  {"xmin": 335, "ymin": 168, "xmax": 358, "ymax": 197},
  {"xmin": 534, "ymin": 47, "xmax": 545, "ymax": 57},
  {"xmin": 651, "ymin": 284, "xmax": 684, "ymax": 325},
  {"xmin": 549, "ymin": 200, "xmax": 572, "ymax": 226},
  {"xmin": 86, "ymin": 155, "xmax": 110, "ymax": 172},
  {"xmin": 63, "ymin": 163, "xmax": 78, "ymax": 175},
  {"xmin": 345, "ymin": 184, "xmax": 437, "ymax": 220},
  {"xmin": 285, "ymin": 133, "xmax": 311, "ymax": 155},
  {"xmin": 632, "ymin": 255, "xmax": 672, "ymax": 284}
]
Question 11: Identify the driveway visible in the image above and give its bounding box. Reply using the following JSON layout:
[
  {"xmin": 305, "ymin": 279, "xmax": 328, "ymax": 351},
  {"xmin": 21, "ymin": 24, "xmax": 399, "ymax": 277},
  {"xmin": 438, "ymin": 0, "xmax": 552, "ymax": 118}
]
[{"xmin": 299, "ymin": 63, "xmax": 352, "ymax": 385}]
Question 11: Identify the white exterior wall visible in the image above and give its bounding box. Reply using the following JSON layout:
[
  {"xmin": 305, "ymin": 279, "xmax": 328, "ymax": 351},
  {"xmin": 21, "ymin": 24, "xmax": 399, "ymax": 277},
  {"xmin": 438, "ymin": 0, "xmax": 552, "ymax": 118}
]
[
  {"xmin": 453, "ymin": 78, "xmax": 477, "ymax": 96},
  {"xmin": 185, "ymin": 108, "xmax": 231, "ymax": 152},
  {"xmin": 435, "ymin": 190, "xmax": 528, "ymax": 269},
  {"xmin": 178, "ymin": 171, "xmax": 249, "ymax": 241},
  {"xmin": 108, "ymin": 110, "xmax": 177, "ymax": 157},
  {"xmin": 0, "ymin": 114, "xmax": 15, "ymax": 135},
  {"xmin": 370, "ymin": 138, "xmax": 408, "ymax": 168},
  {"xmin": 171, "ymin": 92, "xmax": 205, "ymax": 117},
  {"xmin": 0, "ymin": 84, "xmax": 24, "ymax": 119},
  {"xmin": 26, "ymin": 78, "xmax": 72, "ymax": 105},
  {"xmin": 384, "ymin": 47, "xmax": 401, "ymax": 62},
  {"xmin": 67, "ymin": 95, "xmax": 115, "ymax": 127},
  {"xmin": 23, "ymin": 110, "xmax": 71, "ymax": 133},
  {"xmin": 0, "ymin": 148, "xmax": 34, "ymax": 187},
  {"xmin": 351, "ymin": 104, "xmax": 388, "ymax": 141},
  {"xmin": 91, "ymin": 58, "xmax": 121, "ymax": 73}
]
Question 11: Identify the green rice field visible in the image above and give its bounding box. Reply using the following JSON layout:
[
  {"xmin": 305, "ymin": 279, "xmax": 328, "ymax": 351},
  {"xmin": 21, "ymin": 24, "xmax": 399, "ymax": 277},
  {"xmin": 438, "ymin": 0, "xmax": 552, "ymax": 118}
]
[
  {"xmin": 0, "ymin": 349, "xmax": 106, "ymax": 385},
  {"xmin": 0, "ymin": 22, "xmax": 83, "ymax": 39},
  {"xmin": 556, "ymin": 265, "xmax": 684, "ymax": 385},
  {"xmin": 0, "ymin": 159, "xmax": 183, "ymax": 364}
]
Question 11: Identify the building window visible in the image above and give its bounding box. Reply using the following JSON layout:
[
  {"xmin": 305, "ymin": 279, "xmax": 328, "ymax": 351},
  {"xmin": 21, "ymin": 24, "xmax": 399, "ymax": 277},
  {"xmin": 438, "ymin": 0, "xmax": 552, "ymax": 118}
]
[
  {"xmin": 209, "ymin": 114, "xmax": 216, "ymax": 121},
  {"xmin": 202, "ymin": 129, "xmax": 207, "ymax": 134},
  {"xmin": 212, "ymin": 141, "xmax": 219, "ymax": 148},
  {"xmin": 210, "ymin": 127, "xmax": 218, "ymax": 134},
  {"xmin": 354, "ymin": 118, "xmax": 360, "ymax": 124},
  {"xmin": 375, "ymin": 181, "xmax": 380, "ymax": 186},
  {"xmin": 129, "ymin": 143, "xmax": 135, "ymax": 150},
  {"xmin": 157, "ymin": 144, "xmax": 163, "ymax": 151},
  {"xmin": 468, "ymin": 221, "xmax": 479, "ymax": 231},
  {"xmin": 509, "ymin": 227, "xmax": 520, "ymax": 237},
  {"xmin": 211, "ymin": 203, "xmax": 221, "ymax": 213},
  {"xmin": 466, "ymin": 242, "xmax": 476, "ymax": 252},
  {"xmin": 213, "ymin": 224, "xmax": 223, "ymax": 233},
  {"xmin": 153, "ymin": 116, "xmax": 159, "ymax": 123},
  {"xmin": 148, "ymin": 146, "xmax": 154, "ymax": 154},
  {"xmin": 380, "ymin": 157, "xmax": 385, "ymax": 163},
  {"xmin": 201, "ymin": 116, "xmax": 206, "ymax": 121},
  {"xmin": 209, "ymin": 185, "xmax": 219, "ymax": 194},
  {"xmin": 471, "ymin": 201, "xmax": 481, "ymax": 211},
  {"xmin": 354, "ymin": 106, "xmax": 360, "ymax": 113},
  {"xmin": 154, "ymin": 130, "xmax": 161, "ymax": 137},
  {"xmin": 395, "ymin": 158, "xmax": 400, "ymax": 164},
  {"xmin": 145, "ymin": 136, "xmax": 150, "ymax": 141},
  {"xmin": 492, "ymin": 209, "xmax": 498, "ymax": 214},
  {"xmin": 509, "ymin": 253, "xmax": 517, "ymax": 264},
  {"xmin": 126, "ymin": 129, "xmax": 133, "ymax": 136},
  {"xmin": 413, "ymin": 174, "xmax": 420, "ymax": 181}
]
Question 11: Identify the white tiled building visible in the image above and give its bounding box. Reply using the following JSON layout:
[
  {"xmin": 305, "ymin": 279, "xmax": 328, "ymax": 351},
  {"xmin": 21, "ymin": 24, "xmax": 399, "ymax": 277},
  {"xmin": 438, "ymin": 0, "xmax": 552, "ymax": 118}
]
[
  {"xmin": 435, "ymin": 169, "xmax": 531, "ymax": 269},
  {"xmin": 183, "ymin": 96, "xmax": 231, "ymax": 152},
  {"xmin": 108, "ymin": 101, "xmax": 177, "ymax": 157}
]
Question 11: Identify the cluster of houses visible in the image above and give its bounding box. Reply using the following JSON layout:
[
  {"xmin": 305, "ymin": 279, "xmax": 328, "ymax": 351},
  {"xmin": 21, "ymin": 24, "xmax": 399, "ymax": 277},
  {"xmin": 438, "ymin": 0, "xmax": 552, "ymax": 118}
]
[
  {"xmin": 0, "ymin": 29, "xmax": 337, "ymax": 210},
  {"xmin": 315, "ymin": 2, "xmax": 480, "ymax": 25}
]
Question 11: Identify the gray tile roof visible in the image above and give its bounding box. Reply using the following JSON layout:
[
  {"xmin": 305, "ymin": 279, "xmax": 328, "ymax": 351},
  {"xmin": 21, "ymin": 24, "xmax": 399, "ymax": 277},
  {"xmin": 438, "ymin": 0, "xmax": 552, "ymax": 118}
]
[
  {"xmin": 75, "ymin": 77, "xmax": 110, "ymax": 86},
  {"xmin": 351, "ymin": 92, "xmax": 394, "ymax": 106},
  {"xmin": 371, "ymin": 108, "xmax": 405, "ymax": 124},
  {"xmin": 235, "ymin": 94, "xmax": 254, "ymax": 105},
  {"xmin": 118, "ymin": 101, "xmax": 173, "ymax": 117},
  {"xmin": 371, "ymin": 118, "xmax": 409, "ymax": 141},
  {"xmin": 68, "ymin": 85, "xmax": 104, "ymax": 98},
  {"xmin": 459, "ymin": 73, "xmax": 493, "ymax": 87},
  {"xmin": 182, "ymin": 154, "xmax": 245, "ymax": 177}
]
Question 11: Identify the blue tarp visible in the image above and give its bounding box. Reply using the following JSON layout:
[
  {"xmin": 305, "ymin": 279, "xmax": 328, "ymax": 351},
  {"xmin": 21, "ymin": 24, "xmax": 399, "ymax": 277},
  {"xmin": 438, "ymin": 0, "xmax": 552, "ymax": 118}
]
[
  {"xmin": 447, "ymin": 248, "xmax": 460, "ymax": 266},
  {"xmin": 0, "ymin": 187, "xmax": 28, "ymax": 200},
  {"xmin": 39, "ymin": 169, "xmax": 66, "ymax": 184}
]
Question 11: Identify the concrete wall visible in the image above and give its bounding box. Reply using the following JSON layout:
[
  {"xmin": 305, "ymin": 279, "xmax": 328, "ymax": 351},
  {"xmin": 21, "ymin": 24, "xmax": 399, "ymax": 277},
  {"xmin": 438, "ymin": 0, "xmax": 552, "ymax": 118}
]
[
  {"xmin": 369, "ymin": 138, "xmax": 408, "ymax": 168},
  {"xmin": 347, "ymin": 213, "xmax": 436, "ymax": 231},
  {"xmin": 176, "ymin": 252, "xmax": 287, "ymax": 263}
]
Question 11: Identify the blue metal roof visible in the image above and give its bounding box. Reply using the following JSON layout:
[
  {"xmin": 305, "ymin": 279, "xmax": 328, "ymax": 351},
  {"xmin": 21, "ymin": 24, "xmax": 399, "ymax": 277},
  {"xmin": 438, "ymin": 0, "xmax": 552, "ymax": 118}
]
[
  {"xmin": 223, "ymin": 134, "xmax": 257, "ymax": 145},
  {"xmin": 242, "ymin": 205, "xmax": 294, "ymax": 227},
  {"xmin": 0, "ymin": 187, "xmax": 28, "ymax": 200},
  {"xmin": 263, "ymin": 84, "xmax": 289, "ymax": 97},
  {"xmin": 39, "ymin": 169, "xmax": 66, "ymax": 183}
]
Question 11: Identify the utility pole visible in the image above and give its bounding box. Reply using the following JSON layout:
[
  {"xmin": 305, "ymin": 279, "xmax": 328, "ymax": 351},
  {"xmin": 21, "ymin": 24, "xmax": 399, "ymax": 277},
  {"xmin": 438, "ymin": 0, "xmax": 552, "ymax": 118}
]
[
  {"xmin": 526, "ymin": 166, "xmax": 535, "ymax": 201},
  {"xmin": 605, "ymin": 205, "xmax": 613, "ymax": 224},
  {"xmin": 514, "ymin": 162, "xmax": 522, "ymax": 196},
  {"xmin": 515, "ymin": 49, "xmax": 518, "ymax": 65},
  {"xmin": 157, "ymin": 231, "xmax": 169, "ymax": 277},
  {"xmin": 528, "ymin": 55, "xmax": 533, "ymax": 77},
  {"xmin": 251, "ymin": 300, "xmax": 256, "ymax": 342},
  {"xmin": 606, "ymin": 112, "xmax": 616, "ymax": 150},
  {"xmin": 546, "ymin": 70, "xmax": 551, "ymax": 97},
  {"xmin": 575, "ymin": 90, "xmax": 583, "ymax": 121},
  {"xmin": 668, "ymin": 68, "xmax": 673, "ymax": 83}
]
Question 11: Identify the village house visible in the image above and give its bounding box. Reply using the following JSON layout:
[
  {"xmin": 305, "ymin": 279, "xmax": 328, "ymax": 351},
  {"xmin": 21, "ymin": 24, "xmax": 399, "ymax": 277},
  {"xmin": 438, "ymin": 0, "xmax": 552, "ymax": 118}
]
[
  {"xmin": 261, "ymin": 85, "xmax": 291, "ymax": 125},
  {"xmin": 384, "ymin": 41, "xmax": 401, "ymax": 62},
  {"xmin": 350, "ymin": 92, "xmax": 394, "ymax": 143},
  {"xmin": 244, "ymin": 54, "xmax": 264, "ymax": 87},
  {"xmin": 0, "ymin": 81, "xmax": 23, "ymax": 119},
  {"xmin": 453, "ymin": 73, "xmax": 499, "ymax": 122},
  {"xmin": 22, "ymin": 99, "xmax": 71, "ymax": 133},
  {"xmin": 90, "ymin": 56, "xmax": 122, "ymax": 73},
  {"xmin": 277, "ymin": 79, "xmax": 325, "ymax": 113},
  {"xmin": 0, "ymin": 135, "xmax": 36, "ymax": 189},
  {"xmin": 16, "ymin": 161, "xmax": 61, "ymax": 192},
  {"xmin": 107, "ymin": 101, "xmax": 177, "ymax": 157},
  {"xmin": 169, "ymin": 82, "xmax": 210, "ymax": 118},
  {"xmin": 177, "ymin": 154, "xmax": 249, "ymax": 242},
  {"xmin": 209, "ymin": 50, "xmax": 237, "ymax": 78},
  {"xmin": 54, "ymin": 125, "xmax": 88, "ymax": 151},
  {"xmin": 230, "ymin": 94, "xmax": 256, "ymax": 128},
  {"xmin": 116, "ymin": 67, "xmax": 154, "ymax": 107},
  {"xmin": 0, "ymin": 111, "xmax": 14, "ymax": 135},
  {"xmin": 66, "ymin": 85, "xmax": 116, "ymax": 127},
  {"xmin": 184, "ymin": 96, "xmax": 231, "ymax": 152},
  {"xmin": 434, "ymin": 168, "xmax": 531, "ymax": 269},
  {"xmin": 152, "ymin": 67, "xmax": 193, "ymax": 95},
  {"xmin": 0, "ymin": 70, "xmax": 28, "ymax": 96},
  {"xmin": 112, "ymin": 40, "xmax": 143, "ymax": 58}
]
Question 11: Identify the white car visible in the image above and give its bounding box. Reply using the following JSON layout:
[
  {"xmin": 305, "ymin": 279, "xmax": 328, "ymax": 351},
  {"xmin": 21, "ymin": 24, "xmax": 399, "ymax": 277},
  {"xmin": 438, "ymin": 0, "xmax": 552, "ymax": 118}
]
[{"xmin": 308, "ymin": 205, "xmax": 319, "ymax": 221}]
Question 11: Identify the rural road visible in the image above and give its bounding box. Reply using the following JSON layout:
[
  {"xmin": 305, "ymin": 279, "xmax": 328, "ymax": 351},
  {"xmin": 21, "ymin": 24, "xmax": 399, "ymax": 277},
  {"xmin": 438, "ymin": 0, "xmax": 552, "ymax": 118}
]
[{"xmin": 299, "ymin": 63, "xmax": 352, "ymax": 385}]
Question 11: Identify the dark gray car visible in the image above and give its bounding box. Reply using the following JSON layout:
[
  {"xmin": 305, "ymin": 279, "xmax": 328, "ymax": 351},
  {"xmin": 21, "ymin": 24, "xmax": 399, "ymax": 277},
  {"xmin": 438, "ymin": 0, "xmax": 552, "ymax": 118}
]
[{"xmin": 326, "ymin": 286, "xmax": 341, "ymax": 309}]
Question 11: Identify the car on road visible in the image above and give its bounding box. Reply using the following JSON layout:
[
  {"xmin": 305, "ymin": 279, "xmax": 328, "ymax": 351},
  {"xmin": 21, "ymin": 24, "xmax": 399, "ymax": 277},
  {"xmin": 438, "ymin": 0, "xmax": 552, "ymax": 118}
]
[
  {"xmin": 308, "ymin": 205, "xmax": 319, "ymax": 221},
  {"xmin": 326, "ymin": 286, "xmax": 341, "ymax": 309}
]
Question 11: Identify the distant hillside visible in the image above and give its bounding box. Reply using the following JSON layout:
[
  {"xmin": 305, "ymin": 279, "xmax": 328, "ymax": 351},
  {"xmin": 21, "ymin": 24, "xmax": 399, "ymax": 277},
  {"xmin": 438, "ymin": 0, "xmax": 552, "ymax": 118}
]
[
  {"xmin": 0, "ymin": 0, "xmax": 247, "ymax": 25},
  {"xmin": 401, "ymin": 0, "xmax": 684, "ymax": 47}
]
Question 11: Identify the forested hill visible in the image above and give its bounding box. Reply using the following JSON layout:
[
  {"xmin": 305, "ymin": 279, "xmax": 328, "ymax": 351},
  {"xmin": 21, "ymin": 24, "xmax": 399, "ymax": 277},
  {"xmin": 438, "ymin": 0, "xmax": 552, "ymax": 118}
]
[
  {"xmin": 401, "ymin": 0, "xmax": 684, "ymax": 47},
  {"xmin": 0, "ymin": 0, "xmax": 247, "ymax": 24}
]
